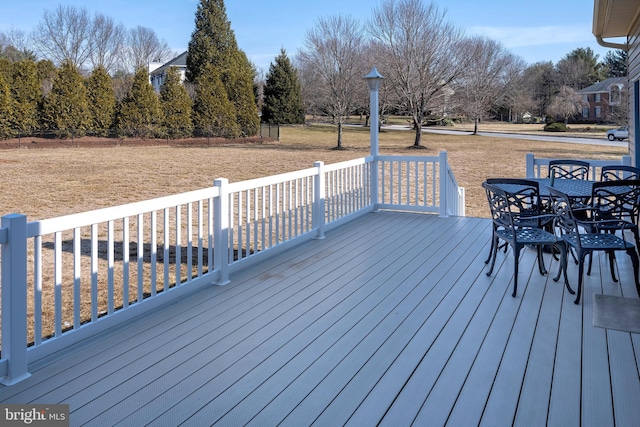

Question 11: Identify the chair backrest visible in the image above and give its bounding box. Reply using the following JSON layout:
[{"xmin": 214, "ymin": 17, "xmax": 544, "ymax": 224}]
[
  {"xmin": 591, "ymin": 179, "xmax": 640, "ymax": 221},
  {"xmin": 483, "ymin": 180, "xmax": 542, "ymax": 229},
  {"xmin": 548, "ymin": 159, "xmax": 590, "ymax": 180},
  {"xmin": 482, "ymin": 182, "xmax": 513, "ymax": 231},
  {"xmin": 601, "ymin": 165, "xmax": 640, "ymax": 181},
  {"xmin": 548, "ymin": 187, "xmax": 582, "ymax": 247}
]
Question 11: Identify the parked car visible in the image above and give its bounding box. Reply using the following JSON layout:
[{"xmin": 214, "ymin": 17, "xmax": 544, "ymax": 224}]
[{"xmin": 607, "ymin": 126, "xmax": 629, "ymax": 141}]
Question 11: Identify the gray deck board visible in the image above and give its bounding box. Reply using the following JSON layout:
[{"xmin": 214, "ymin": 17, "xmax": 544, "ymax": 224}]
[{"xmin": 1, "ymin": 211, "xmax": 639, "ymax": 427}]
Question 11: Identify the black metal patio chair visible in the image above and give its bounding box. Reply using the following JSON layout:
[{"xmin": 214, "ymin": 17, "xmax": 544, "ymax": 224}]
[
  {"xmin": 600, "ymin": 167, "xmax": 640, "ymax": 225},
  {"xmin": 549, "ymin": 187, "xmax": 640, "ymax": 304},
  {"xmin": 548, "ymin": 159, "xmax": 590, "ymax": 180},
  {"xmin": 601, "ymin": 164, "xmax": 640, "ymax": 182},
  {"xmin": 483, "ymin": 178, "xmax": 552, "ymax": 264},
  {"xmin": 584, "ymin": 179, "xmax": 640, "ymax": 277},
  {"xmin": 483, "ymin": 182, "xmax": 565, "ymax": 298}
]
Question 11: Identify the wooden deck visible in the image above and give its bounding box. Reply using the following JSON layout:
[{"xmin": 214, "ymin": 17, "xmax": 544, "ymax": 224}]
[{"xmin": 1, "ymin": 211, "xmax": 639, "ymax": 426}]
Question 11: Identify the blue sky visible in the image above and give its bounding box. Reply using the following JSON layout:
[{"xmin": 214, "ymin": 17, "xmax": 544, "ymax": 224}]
[{"xmin": 1, "ymin": 0, "xmax": 621, "ymax": 73}]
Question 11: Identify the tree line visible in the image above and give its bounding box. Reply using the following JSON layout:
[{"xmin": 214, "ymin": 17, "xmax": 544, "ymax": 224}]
[
  {"xmin": 0, "ymin": 0, "xmax": 260, "ymax": 140},
  {"xmin": 290, "ymin": 0, "xmax": 629, "ymax": 148},
  {"xmin": 0, "ymin": 0, "xmax": 629, "ymax": 147}
]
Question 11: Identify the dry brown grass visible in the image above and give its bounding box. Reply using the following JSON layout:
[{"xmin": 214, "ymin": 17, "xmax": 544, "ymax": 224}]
[
  {"xmin": 0, "ymin": 124, "xmax": 628, "ymax": 343},
  {"xmin": 0, "ymin": 124, "xmax": 627, "ymax": 220}
]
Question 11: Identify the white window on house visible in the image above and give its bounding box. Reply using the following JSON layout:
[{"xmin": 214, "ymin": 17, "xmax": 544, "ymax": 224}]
[
  {"xmin": 595, "ymin": 106, "xmax": 602, "ymax": 118},
  {"xmin": 583, "ymin": 94, "xmax": 589, "ymax": 102},
  {"xmin": 610, "ymin": 85, "xmax": 621, "ymax": 105},
  {"xmin": 582, "ymin": 107, "xmax": 589, "ymax": 118},
  {"xmin": 595, "ymin": 93, "xmax": 602, "ymax": 102}
]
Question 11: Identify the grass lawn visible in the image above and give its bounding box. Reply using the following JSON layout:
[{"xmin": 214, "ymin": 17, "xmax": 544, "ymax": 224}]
[
  {"xmin": 0, "ymin": 123, "xmax": 629, "ymax": 342},
  {"xmin": 0, "ymin": 124, "xmax": 628, "ymax": 220}
]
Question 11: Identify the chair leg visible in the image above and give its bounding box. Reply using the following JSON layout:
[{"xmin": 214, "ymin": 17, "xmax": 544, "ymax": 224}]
[
  {"xmin": 486, "ymin": 236, "xmax": 500, "ymax": 276},
  {"xmin": 574, "ymin": 256, "xmax": 586, "ymax": 305},
  {"xmin": 512, "ymin": 247, "xmax": 521, "ymax": 297},
  {"xmin": 553, "ymin": 243, "xmax": 574, "ymax": 295},
  {"xmin": 484, "ymin": 230, "xmax": 494, "ymax": 264},
  {"xmin": 537, "ymin": 246, "xmax": 548, "ymax": 275},
  {"xmin": 608, "ymin": 250, "xmax": 619, "ymax": 283}
]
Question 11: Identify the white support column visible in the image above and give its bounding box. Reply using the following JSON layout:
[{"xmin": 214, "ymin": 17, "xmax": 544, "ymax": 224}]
[
  {"xmin": 213, "ymin": 179, "xmax": 230, "ymax": 286},
  {"xmin": 364, "ymin": 68, "xmax": 384, "ymax": 212},
  {"xmin": 370, "ymin": 85, "xmax": 379, "ymax": 211},
  {"xmin": 1, "ymin": 213, "xmax": 31, "ymax": 385},
  {"xmin": 313, "ymin": 161, "xmax": 326, "ymax": 239}
]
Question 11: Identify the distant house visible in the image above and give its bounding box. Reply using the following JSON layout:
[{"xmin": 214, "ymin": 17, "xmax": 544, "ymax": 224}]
[
  {"xmin": 149, "ymin": 51, "xmax": 187, "ymax": 92},
  {"xmin": 578, "ymin": 76, "xmax": 627, "ymax": 123}
]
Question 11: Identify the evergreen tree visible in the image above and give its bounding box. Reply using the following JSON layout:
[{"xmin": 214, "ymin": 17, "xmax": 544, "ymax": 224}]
[
  {"xmin": 187, "ymin": 0, "xmax": 259, "ymax": 136},
  {"xmin": 86, "ymin": 65, "xmax": 116, "ymax": 135},
  {"xmin": 10, "ymin": 60, "xmax": 39, "ymax": 134},
  {"xmin": 0, "ymin": 58, "xmax": 12, "ymax": 82},
  {"xmin": 193, "ymin": 63, "xmax": 239, "ymax": 138},
  {"xmin": 116, "ymin": 67, "xmax": 162, "ymax": 137},
  {"xmin": 0, "ymin": 72, "xmax": 12, "ymax": 137},
  {"xmin": 263, "ymin": 48, "xmax": 305, "ymax": 124},
  {"xmin": 555, "ymin": 47, "xmax": 605, "ymax": 90},
  {"xmin": 160, "ymin": 66, "xmax": 193, "ymax": 138},
  {"xmin": 42, "ymin": 61, "xmax": 90, "ymax": 137},
  {"xmin": 227, "ymin": 50, "xmax": 260, "ymax": 136},
  {"xmin": 186, "ymin": 0, "xmax": 233, "ymax": 83},
  {"xmin": 36, "ymin": 59, "xmax": 57, "ymax": 99},
  {"xmin": 603, "ymin": 49, "xmax": 628, "ymax": 77}
]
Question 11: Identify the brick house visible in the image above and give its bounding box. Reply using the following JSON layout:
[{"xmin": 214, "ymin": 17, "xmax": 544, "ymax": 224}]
[{"xmin": 578, "ymin": 76, "xmax": 627, "ymax": 123}]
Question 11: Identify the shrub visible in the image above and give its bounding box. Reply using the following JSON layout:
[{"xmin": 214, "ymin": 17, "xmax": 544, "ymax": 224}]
[{"xmin": 544, "ymin": 122, "xmax": 568, "ymax": 132}]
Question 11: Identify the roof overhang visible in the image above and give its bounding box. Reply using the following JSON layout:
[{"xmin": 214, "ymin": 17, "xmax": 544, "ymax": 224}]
[{"xmin": 593, "ymin": 0, "xmax": 640, "ymax": 49}]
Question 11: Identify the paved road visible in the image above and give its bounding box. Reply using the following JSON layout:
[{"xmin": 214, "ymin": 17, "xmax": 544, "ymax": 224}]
[{"xmin": 382, "ymin": 125, "xmax": 628, "ymax": 147}]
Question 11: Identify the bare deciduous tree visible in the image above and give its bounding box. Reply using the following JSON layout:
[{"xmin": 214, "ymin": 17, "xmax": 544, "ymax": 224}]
[
  {"xmin": 453, "ymin": 36, "xmax": 526, "ymax": 134},
  {"xmin": 555, "ymin": 48, "xmax": 605, "ymax": 90},
  {"xmin": 368, "ymin": 0, "xmax": 468, "ymax": 147},
  {"xmin": 124, "ymin": 26, "xmax": 173, "ymax": 72},
  {"xmin": 89, "ymin": 13, "xmax": 126, "ymax": 74},
  {"xmin": 497, "ymin": 71, "xmax": 537, "ymax": 123},
  {"xmin": 547, "ymin": 85, "xmax": 587, "ymax": 124},
  {"xmin": 31, "ymin": 5, "xmax": 93, "ymax": 68},
  {"xmin": 0, "ymin": 28, "xmax": 35, "ymax": 61},
  {"xmin": 297, "ymin": 15, "xmax": 367, "ymax": 149}
]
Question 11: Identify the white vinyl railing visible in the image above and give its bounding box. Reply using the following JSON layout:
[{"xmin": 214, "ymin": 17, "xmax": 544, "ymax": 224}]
[
  {"xmin": 525, "ymin": 153, "xmax": 632, "ymax": 179},
  {"xmin": 0, "ymin": 151, "xmax": 463, "ymax": 385},
  {"xmin": 378, "ymin": 151, "xmax": 465, "ymax": 216}
]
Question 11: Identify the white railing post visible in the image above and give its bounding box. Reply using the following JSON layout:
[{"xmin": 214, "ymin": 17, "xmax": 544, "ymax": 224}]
[
  {"xmin": 213, "ymin": 179, "xmax": 230, "ymax": 285},
  {"xmin": 371, "ymin": 157, "xmax": 379, "ymax": 212},
  {"xmin": 526, "ymin": 153, "xmax": 535, "ymax": 178},
  {"xmin": 313, "ymin": 161, "xmax": 326, "ymax": 239},
  {"xmin": 439, "ymin": 151, "xmax": 449, "ymax": 217},
  {"xmin": 1, "ymin": 214, "xmax": 31, "ymax": 385}
]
